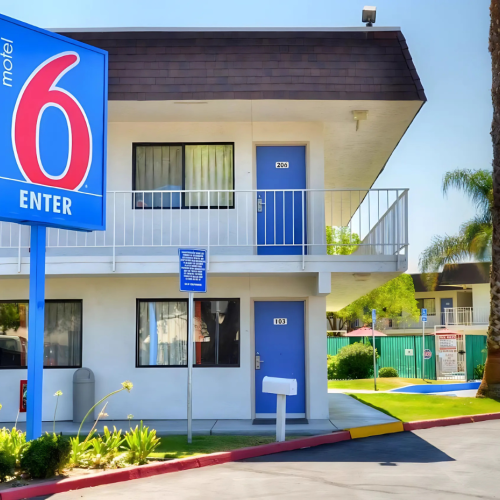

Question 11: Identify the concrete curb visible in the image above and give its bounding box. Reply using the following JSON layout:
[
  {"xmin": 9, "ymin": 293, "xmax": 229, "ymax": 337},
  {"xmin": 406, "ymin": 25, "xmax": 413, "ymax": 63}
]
[
  {"xmin": 0, "ymin": 431, "xmax": 351, "ymax": 500},
  {"xmin": 348, "ymin": 422, "xmax": 404, "ymax": 439},
  {"xmin": 403, "ymin": 411, "xmax": 500, "ymax": 431}
]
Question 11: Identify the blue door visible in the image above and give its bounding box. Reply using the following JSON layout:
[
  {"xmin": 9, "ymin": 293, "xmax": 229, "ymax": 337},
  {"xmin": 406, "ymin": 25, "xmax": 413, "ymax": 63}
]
[
  {"xmin": 441, "ymin": 298, "xmax": 453, "ymax": 324},
  {"xmin": 255, "ymin": 301, "xmax": 305, "ymax": 416},
  {"xmin": 256, "ymin": 146, "xmax": 306, "ymax": 255}
]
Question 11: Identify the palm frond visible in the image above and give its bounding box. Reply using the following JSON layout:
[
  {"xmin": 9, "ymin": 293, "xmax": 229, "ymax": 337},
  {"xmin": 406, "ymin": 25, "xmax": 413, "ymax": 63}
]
[
  {"xmin": 442, "ymin": 169, "xmax": 492, "ymax": 217},
  {"xmin": 419, "ymin": 234, "xmax": 472, "ymax": 273},
  {"xmin": 459, "ymin": 214, "xmax": 492, "ymax": 261}
]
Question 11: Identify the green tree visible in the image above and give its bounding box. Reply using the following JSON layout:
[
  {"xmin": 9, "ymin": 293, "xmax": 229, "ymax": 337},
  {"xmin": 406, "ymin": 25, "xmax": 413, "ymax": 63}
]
[
  {"xmin": 326, "ymin": 226, "xmax": 361, "ymax": 255},
  {"xmin": 0, "ymin": 303, "xmax": 21, "ymax": 334},
  {"xmin": 419, "ymin": 169, "xmax": 492, "ymax": 273},
  {"xmin": 332, "ymin": 274, "xmax": 419, "ymax": 331}
]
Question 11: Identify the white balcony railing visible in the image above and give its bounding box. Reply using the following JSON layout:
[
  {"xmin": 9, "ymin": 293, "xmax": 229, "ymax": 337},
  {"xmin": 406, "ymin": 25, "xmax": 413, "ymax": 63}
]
[
  {"xmin": 444, "ymin": 307, "xmax": 489, "ymax": 326},
  {"xmin": 0, "ymin": 188, "xmax": 408, "ymax": 271}
]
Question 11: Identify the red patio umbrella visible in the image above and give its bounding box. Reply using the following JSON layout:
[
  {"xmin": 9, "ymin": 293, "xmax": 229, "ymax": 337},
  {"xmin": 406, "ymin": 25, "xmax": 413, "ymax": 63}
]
[
  {"xmin": 344, "ymin": 326, "xmax": 387, "ymax": 337},
  {"xmin": 433, "ymin": 328, "xmax": 462, "ymax": 335}
]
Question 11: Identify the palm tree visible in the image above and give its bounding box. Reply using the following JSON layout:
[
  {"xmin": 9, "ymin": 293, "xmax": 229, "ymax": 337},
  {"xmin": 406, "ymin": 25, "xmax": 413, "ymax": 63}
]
[
  {"xmin": 419, "ymin": 169, "xmax": 492, "ymax": 273},
  {"xmin": 478, "ymin": 0, "xmax": 500, "ymax": 399}
]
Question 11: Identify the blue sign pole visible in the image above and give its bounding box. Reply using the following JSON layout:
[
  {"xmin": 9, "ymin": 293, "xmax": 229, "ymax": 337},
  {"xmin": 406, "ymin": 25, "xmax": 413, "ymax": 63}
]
[
  {"xmin": 421, "ymin": 308, "xmax": 427, "ymax": 381},
  {"xmin": 372, "ymin": 309, "xmax": 377, "ymax": 391},
  {"xmin": 26, "ymin": 226, "xmax": 46, "ymax": 441},
  {"xmin": 179, "ymin": 249, "xmax": 207, "ymax": 444}
]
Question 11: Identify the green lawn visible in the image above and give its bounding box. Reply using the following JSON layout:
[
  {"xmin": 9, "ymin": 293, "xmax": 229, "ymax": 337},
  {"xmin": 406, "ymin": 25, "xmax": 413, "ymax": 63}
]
[
  {"xmin": 328, "ymin": 378, "xmax": 459, "ymax": 391},
  {"xmin": 349, "ymin": 393, "xmax": 500, "ymax": 422},
  {"xmin": 150, "ymin": 435, "xmax": 276, "ymax": 460}
]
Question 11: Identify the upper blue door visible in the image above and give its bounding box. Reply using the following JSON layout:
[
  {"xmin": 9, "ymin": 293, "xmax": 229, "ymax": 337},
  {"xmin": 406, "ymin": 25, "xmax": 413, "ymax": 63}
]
[
  {"xmin": 256, "ymin": 146, "xmax": 306, "ymax": 255},
  {"xmin": 441, "ymin": 298, "xmax": 453, "ymax": 324},
  {"xmin": 255, "ymin": 301, "xmax": 305, "ymax": 415}
]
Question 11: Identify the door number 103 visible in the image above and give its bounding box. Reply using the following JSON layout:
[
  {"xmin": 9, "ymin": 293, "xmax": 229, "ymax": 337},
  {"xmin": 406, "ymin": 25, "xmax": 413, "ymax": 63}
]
[{"xmin": 273, "ymin": 318, "xmax": 288, "ymax": 325}]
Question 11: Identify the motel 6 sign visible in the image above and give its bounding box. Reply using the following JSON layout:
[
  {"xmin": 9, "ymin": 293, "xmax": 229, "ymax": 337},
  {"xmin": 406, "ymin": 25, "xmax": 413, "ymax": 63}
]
[{"xmin": 0, "ymin": 13, "xmax": 107, "ymax": 231}]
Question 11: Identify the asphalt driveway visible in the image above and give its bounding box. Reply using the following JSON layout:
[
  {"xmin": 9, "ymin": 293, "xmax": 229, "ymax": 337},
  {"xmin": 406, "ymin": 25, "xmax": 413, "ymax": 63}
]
[{"xmin": 36, "ymin": 420, "xmax": 499, "ymax": 499}]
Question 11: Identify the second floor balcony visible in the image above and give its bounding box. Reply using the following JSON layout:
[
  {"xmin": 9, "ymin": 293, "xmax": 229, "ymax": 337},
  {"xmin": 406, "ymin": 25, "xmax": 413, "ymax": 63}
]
[
  {"xmin": 0, "ymin": 188, "xmax": 408, "ymax": 275},
  {"xmin": 444, "ymin": 307, "xmax": 489, "ymax": 327}
]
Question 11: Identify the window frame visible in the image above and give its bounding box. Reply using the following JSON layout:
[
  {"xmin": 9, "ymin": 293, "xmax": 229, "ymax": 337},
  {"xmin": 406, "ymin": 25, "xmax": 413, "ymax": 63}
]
[
  {"xmin": 132, "ymin": 142, "xmax": 236, "ymax": 210},
  {"xmin": 416, "ymin": 298, "xmax": 436, "ymax": 316},
  {"xmin": 135, "ymin": 298, "xmax": 240, "ymax": 368},
  {"xmin": 0, "ymin": 299, "xmax": 83, "ymax": 370}
]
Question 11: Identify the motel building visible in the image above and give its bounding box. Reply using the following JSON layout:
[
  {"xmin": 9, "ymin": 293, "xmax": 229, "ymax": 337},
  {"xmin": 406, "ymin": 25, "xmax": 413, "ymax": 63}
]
[{"xmin": 0, "ymin": 26, "xmax": 424, "ymax": 427}]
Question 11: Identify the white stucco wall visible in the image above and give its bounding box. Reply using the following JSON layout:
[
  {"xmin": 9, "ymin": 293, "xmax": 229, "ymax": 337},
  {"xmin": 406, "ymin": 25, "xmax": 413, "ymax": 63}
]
[
  {"xmin": 101, "ymin": 121, "xmax": 326, "ymax": 254},
  {"xmin": 471, "ymin": 284, "xmax": 489, "ymax": 311},
  {"xmin": 0, "ymin": 275, "xmax": 328, "ymax": 422}
]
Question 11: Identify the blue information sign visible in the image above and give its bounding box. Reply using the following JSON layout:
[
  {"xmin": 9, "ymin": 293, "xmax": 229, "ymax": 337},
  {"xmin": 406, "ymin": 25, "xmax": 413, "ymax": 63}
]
[
  {"xmin": 0, "ymin": 13, "xmax": 107, "ymax": 231},
  {"xmin": 421, "ymin": 308, "xmax": 428, "ymax": 322},
  {"xmin": 179, "ymin": 249, "xmax": 207, "ymax": 293},
  {"xmin": 372, "ymin": 309, "xmax": 376, "ymax": 324}
]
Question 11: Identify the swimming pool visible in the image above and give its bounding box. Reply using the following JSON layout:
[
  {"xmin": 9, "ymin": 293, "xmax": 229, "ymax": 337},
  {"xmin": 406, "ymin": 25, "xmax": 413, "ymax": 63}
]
[{"xmin": 392, "ymin": 382, "xmax": 480, "ymax": 394}]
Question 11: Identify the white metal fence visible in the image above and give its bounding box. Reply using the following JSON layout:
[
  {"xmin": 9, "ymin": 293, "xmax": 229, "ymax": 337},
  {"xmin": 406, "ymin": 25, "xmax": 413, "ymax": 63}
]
[
  {"xmin": 0, "ymin": 188, "xmax": 408, "ymax": 270},
  {"xmin": 444, "ymin": 307, "xmax": 489, "ymax": 326}
]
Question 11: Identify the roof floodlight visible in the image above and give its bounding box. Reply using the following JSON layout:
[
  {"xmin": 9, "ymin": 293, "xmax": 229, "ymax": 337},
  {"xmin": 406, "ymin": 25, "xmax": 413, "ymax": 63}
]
[{"xmin": 362, "ymin": 6, "xmax": 377, "ymax": 27}]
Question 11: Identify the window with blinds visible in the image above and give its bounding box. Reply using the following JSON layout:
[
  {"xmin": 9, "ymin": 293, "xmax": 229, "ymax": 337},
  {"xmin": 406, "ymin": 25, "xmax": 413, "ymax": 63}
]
[
  {"xmin": 133, "ymin": 143, "xmax": 234, "ymax": 209},
  {"xmin": 416, "ymin": 298, "xmax": 436, "ymax": 316}
]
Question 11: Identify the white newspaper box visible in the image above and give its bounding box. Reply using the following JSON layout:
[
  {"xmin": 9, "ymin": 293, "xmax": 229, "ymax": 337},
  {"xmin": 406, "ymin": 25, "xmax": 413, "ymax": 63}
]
[{"xmin": 262, "ymin": 376, "xmax": 297, "ymax": 442}]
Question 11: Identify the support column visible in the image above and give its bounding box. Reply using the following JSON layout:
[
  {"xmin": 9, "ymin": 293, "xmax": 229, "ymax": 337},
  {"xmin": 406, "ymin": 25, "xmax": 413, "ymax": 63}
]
[{"xmin": 26, "ymin": 225, "xmax": 46, "ymax": 441}]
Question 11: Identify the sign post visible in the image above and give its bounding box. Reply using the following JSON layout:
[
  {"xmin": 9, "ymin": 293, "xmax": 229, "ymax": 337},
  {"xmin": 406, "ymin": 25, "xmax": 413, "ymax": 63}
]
[
  {"xmin": 26, "ymin": 226, "xmax": 46, "ymax": 439},
  {"xmin": 372, "ymin": 309, "xmax": 377, "ymax": 391},
  {"xmin": 179, "ymin": 249, "xmax": 207, "ymax": 444},
  {"xmin": 421, "ymin": 308, "xmax": 427, "ymax": 380},
  {"xmin": 0, "ymin": 14, "xmax": 107, "ymax": 440}
]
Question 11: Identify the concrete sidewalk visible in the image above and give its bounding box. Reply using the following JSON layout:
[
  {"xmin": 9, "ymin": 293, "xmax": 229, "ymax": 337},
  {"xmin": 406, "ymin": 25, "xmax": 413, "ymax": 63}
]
[
  {"xmin": 3, "ymin": 394, "xmax": 396, "ymax": 436},
  {"xmin": 6, "ymin": 418, "xmax": 337, "ymax": 437},
  {"xmin": 328, "ymin": 393, "xmax": 398, "ymax": 429}
]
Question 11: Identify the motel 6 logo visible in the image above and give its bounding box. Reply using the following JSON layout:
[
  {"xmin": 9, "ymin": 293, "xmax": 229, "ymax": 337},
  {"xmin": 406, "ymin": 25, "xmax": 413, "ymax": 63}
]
[
  {"xmin": 12, "ymin": 52, "xmax": 92, "ymax": 191},
  {"xmin": 0, "ymin": 14, "xmax": 107, "ymax": 231}
]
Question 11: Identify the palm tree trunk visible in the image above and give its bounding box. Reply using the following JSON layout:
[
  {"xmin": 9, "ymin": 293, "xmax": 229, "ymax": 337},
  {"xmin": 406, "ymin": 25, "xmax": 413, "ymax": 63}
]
[{"xmin": 478, "ymin": 0, "xmax": 500, "ymax": 399}]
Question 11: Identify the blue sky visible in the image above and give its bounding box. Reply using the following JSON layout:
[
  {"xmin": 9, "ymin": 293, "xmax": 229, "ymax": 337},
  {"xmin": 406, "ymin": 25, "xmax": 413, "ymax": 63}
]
[{"xmin": 2, "ymin": 0, "xmax": 492, "ymax": 272}]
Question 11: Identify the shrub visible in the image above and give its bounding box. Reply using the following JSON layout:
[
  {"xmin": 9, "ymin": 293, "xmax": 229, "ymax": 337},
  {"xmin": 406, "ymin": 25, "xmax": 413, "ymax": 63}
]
[
  {"xmin": 327, "ymin": 355, "xmax": 338, "ymax": 380},
  {"xmin": 0, "ymin": 428, "xmax": 26, "ymax": 467},
  {"xmin": 69, "ymin": 433, "xmax": 94, "ymax": 467},
  {"xmin": 88, "ymin": 427, "xmax": 124, "ymax": 467},
  {"xmin": 473, "ymin": 364, "xmax": 485, "ymax": 380},
  {"xmin": 379, "ymin": 367, "xmax": 398, "ymax": 378},
  {"xmin": 335, "ymin": 342, "xmax": 377, "ymax": 380},
  {"xmin": 20, "ymin": 433, "xmax": 70, "ymax": 479},
  {"xmin": 0, "ymin": 450, "xmax": 15, "ymax": 482},
  {"xmin": 122, "ymin": 421, "xmax": 160, "ymax": 465}
]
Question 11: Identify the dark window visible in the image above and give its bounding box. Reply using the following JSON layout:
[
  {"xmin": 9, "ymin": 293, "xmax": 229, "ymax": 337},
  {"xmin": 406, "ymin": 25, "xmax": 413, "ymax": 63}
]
[
  {"xmin": 133, "ymin": 143, "xmax": 234, "ymax": 209},
  {"xmin": 0, "ymin": 300, "xmax": 82, "ymax": 369},
  {"xmin": 136, "ymin": 298, "xmax": 240, "ymax": 367},
  {"xmin": 194, "ymin": 300, "xmax": 240, "ymax": 367},
  {"xmin": 416, "ymin": 298, "xmax": 436, "ymax": 316}
]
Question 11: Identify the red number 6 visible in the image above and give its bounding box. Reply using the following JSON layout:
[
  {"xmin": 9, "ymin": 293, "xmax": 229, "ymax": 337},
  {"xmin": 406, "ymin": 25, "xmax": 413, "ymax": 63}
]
[{"xmin": 12, "ymin": 52, "xmax": 92, "ymax": 191}]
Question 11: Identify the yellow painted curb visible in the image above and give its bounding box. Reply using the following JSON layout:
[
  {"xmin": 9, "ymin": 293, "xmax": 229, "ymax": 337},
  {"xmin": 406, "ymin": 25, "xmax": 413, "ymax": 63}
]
[{"xmin": 348, "ymin": 421, "xmax": 404, "ymax": 439}]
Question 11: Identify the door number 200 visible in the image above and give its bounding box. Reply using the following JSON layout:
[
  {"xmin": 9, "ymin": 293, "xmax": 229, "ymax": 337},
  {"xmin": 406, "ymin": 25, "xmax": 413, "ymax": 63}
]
[
  {"xmin": 273, "ymin": 318, "xmax": 287, "ymax": 325},
  {"xmin": 275, "ymin": 162, "xmax": 289, "ymax": 168}
]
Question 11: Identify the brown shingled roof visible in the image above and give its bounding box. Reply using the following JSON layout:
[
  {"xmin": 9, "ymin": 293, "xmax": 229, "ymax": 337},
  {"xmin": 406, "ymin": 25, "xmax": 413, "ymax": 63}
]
[
  {"xmin": 61, "ymin": 29, "xmax": 426, "ymax": 102},
  {"xmin": 411, "ymin": 263, "xmax": 490, "ymax": 292}
]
